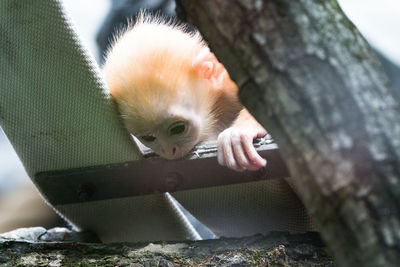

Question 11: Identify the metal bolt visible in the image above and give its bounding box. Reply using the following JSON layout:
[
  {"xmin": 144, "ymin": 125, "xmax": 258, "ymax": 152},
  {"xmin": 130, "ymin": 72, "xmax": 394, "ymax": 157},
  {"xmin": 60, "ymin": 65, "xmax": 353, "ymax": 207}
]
[
  {"xmin": 77, "ymin": 183, "xmax": 96, "ymax": 201},
  {"xmin": 164, "ymin": 172, "xmax": 183, "ymax": 192}
]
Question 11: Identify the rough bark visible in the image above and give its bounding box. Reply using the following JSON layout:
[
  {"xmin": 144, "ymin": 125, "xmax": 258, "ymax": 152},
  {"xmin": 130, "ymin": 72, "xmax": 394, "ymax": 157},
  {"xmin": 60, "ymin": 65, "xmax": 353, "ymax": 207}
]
[
  {"xmin": 0, "ymin": 227, "xmax": 333, "ymax": 266},
  {"xmin": 176, "ymin": 0, "xmax": 400, "ymax": 266}
]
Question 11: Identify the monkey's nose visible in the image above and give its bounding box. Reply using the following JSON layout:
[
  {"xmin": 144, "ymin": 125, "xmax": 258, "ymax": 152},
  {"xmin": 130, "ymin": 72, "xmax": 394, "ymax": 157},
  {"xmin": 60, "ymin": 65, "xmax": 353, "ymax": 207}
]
[
  {"xmin": 169, "ymin": 146, "xmax": 178, "ymax": 158},
  {"xmin": 161, "ymin": 145, "xmax": 179, "ymax": 159}
]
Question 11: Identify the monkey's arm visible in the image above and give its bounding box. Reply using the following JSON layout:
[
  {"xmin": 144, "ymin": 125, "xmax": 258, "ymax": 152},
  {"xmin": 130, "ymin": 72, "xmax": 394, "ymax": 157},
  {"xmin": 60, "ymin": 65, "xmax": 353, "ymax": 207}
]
[
  {"xmin": 217, "ymin": 108, "xmax": 267, "ymax": 171},
  {"xmin": 193, "ymin": 48, "xmax": 267, "ymax": 171}
]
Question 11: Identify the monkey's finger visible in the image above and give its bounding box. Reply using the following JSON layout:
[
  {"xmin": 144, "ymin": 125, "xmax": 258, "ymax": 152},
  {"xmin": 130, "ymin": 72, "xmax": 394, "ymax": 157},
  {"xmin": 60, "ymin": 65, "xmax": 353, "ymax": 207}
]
[
  {"xmin": 242, "ymin": 137, "xmax": 267, "ymax": 169},
  {"xmin": 256, "ymin": 129, "xmax": 268, "ymax": 139},
  {"xmin": 231, "ymin": 132, "xmax": 253, "ymax": 170},
  {"xmin": 217, "ymin": 135, "xmax": 225, "ymax": 166},
  {"xmin": 217, "ymin": 133, "xmax": 230, "ymax": 167},
  {"xmin": 224, "ymin": 140, "xmax": 243, "ymax": 171},
  {"xmin": 218, "ymin": 133, "xmax": 242, "ymax": 171},
  {"xmin": 236, "ymin": 135, "xmax": 261, "ymax": 171}
]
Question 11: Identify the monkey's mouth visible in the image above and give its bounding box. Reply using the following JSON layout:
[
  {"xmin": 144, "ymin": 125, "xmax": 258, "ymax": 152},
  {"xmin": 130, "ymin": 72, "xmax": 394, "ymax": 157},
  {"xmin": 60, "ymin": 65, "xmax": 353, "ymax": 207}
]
[
  {"xmin": 161, "ymin": 147, "xmax": 194, "ymax": 160},
  {"xmin": 159, "ymin": 140, "xmax": 198, "ymax": 160}
]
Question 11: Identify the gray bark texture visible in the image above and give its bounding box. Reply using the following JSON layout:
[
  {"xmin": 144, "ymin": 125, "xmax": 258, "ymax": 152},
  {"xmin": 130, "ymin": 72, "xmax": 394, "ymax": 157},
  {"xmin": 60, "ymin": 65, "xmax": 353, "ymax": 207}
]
[{"xmin": 176, "ymin": 0, "xmax": 400, "ymax": 266}]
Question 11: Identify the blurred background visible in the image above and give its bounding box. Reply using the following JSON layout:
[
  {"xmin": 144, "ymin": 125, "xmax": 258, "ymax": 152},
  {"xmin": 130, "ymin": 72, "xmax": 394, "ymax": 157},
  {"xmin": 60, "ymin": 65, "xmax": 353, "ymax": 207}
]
[{"xmin": 0, "ymin": 0, "xmax": 399, "ymax": 232}]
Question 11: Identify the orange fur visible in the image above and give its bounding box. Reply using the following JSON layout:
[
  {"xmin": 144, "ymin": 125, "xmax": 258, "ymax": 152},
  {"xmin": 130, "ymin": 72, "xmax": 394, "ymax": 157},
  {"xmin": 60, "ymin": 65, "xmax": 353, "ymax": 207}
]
[
  {"xmin": 102, "ymin": 13, "xmax": 264, "ymax": 164},
  {"xmin": 103, "ymin": 14, "xmax": 219, "ymax": 137},
  {"xmin": 103, "ymin": 13, "xmax": 241, "ymax": 139}
]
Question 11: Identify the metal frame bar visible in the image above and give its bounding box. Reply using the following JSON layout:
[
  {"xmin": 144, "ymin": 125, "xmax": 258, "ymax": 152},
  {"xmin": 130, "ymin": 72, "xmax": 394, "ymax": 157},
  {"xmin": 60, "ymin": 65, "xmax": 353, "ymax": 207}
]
[{"xmin": 35, "ymin": 137, "xmax": 289, "ymax": 205}]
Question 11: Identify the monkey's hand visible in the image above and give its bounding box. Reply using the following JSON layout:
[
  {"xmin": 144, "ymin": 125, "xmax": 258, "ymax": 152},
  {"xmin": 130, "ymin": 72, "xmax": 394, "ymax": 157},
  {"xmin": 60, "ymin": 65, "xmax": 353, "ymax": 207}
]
[{"xmin": 217, "ymin": 123, "xmax": 267, "ymax": 172}]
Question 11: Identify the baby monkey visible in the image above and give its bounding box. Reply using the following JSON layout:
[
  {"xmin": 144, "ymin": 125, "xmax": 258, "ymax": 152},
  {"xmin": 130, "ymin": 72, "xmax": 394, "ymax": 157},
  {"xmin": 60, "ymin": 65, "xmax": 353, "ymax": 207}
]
[{"xmin": 103, "ymin": 14, "xmax": 266, "ymax": 171}]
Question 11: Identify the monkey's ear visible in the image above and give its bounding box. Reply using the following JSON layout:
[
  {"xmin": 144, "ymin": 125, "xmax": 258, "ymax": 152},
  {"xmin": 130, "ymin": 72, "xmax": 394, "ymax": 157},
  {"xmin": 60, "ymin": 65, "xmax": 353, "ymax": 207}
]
[{"xmin": 193, "ymin": 48, "xmax": 225, "ymax": 86}]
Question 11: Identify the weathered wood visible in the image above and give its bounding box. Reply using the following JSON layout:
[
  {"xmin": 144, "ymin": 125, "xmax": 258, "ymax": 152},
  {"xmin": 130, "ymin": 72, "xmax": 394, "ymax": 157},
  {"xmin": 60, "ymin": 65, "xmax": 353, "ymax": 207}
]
[{"xmin": 176, "ymin": 0, "xmax": 400, "ymax": 266}]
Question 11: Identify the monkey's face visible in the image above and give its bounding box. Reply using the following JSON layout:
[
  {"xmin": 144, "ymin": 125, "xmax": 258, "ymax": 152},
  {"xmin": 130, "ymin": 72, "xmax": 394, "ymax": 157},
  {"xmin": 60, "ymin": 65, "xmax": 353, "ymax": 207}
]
[{"xmin": 123, "ymin": 105, "xmax": 203, "ymax": 160}]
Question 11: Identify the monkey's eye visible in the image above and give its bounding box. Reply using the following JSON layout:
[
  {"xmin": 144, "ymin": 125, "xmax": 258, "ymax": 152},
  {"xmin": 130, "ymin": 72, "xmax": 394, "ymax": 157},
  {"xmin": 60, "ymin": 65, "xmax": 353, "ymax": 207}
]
[
  {"xmin": 169, "ymin": 122, "xmax": 186, "ymax": 135},
  {"xmin": 141, "ymin": 135, "xmax": 156, "ymax": 142}
]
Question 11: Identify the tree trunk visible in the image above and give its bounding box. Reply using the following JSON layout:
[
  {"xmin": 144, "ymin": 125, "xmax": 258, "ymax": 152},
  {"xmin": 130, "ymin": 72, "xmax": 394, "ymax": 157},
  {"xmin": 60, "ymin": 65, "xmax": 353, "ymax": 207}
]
[{"xmin": 176, "ymin": 0, "xmax": 400, "ymax": 266}]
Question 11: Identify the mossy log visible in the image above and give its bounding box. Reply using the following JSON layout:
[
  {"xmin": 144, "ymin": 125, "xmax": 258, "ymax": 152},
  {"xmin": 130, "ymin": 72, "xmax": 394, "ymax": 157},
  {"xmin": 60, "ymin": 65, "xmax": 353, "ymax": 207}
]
[{"xmin": 0, "ymin": 228, "xmax": 332, "ymax": 266}]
